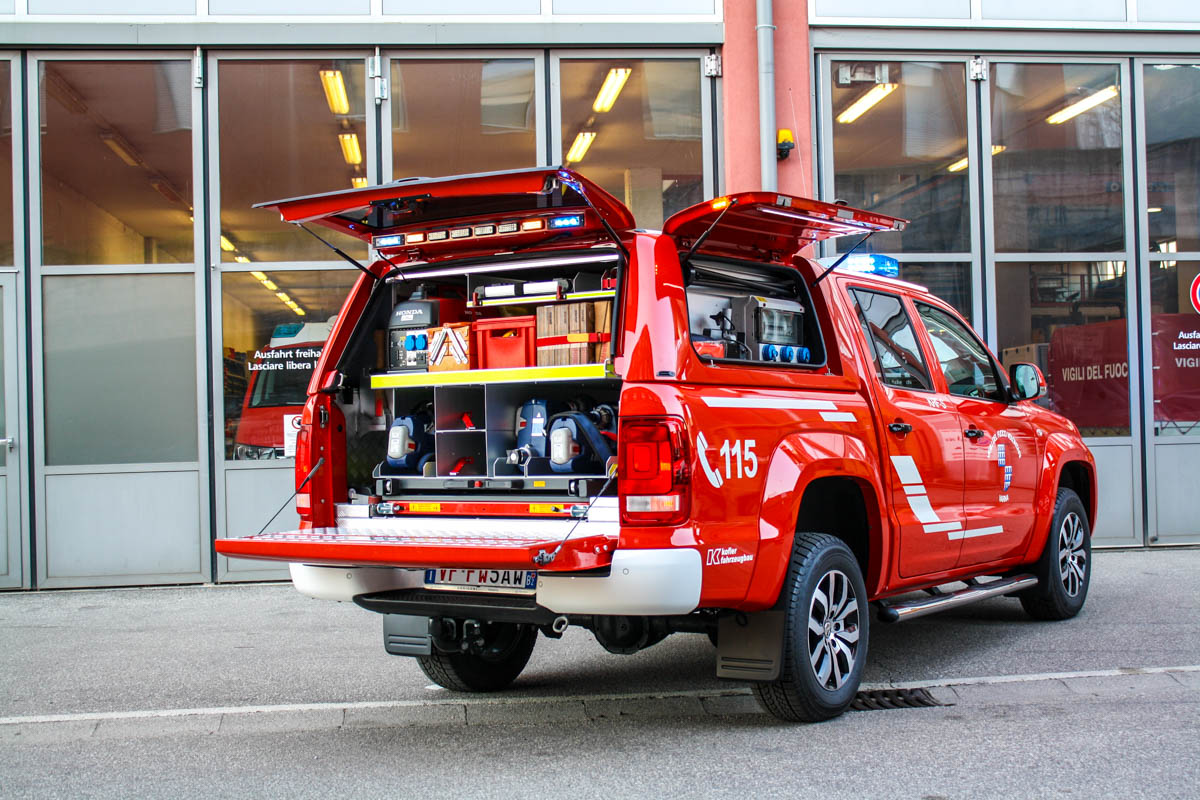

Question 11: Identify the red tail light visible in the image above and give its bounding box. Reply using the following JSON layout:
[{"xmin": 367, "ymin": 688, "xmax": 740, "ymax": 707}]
[
  {"xmin": 294, "ymin": 397, "xmax": 316, "ymax": 523},
  {"xmin": 618, "ymin": 416, "xmax": 690, "ymax": 525}
]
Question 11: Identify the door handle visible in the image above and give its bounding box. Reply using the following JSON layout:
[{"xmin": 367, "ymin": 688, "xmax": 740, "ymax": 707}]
[
  {"xmin": 887, "ymin": 422, "xmax": 913, "ymax": 435},
  {"xmin": 964, "ymin": 428, "xmax": 985, "ymax": 439},
  {"xmin": 0, "ymin": 437, "xmax": 12, "ymax": 451}
]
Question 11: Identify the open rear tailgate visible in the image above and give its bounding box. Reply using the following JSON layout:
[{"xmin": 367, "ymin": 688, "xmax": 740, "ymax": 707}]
[
  {"xmin": 663, "ymin": 192, "xmax": 906, "ymax": 263},
  {"xmin": 215, "ymin": 502, "xmax": 618, "ymax": 572},
  {"xmin": 252, "ymin": 167, "xmax": 634, "ymax": 257}
]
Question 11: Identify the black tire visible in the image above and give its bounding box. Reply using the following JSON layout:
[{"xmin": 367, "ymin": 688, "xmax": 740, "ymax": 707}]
[
  {"xmin": 417, "ymin": 622, "xmax": 537, "ymax": 692},
  {"xmin": 1020, "ymin": 488, "xmax": 1091, "ymax": 621},
  {"xmin": 752, "ymin": 533, "xmax": 868, "ymax": 723}
]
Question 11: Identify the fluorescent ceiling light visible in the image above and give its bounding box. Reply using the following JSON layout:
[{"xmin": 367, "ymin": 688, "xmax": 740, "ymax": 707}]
[
  {"xmin": 947, "ymin": 145, "xmax": 1006, "ymax": 173},
  {"xmin": 1046, "ymin": 85, "xmax": 1119, "ymax": 125},
  {"xmin": 319, "ymin": 69, "xmax": 350, "ymax": 115},
  {"xmin": 251, "ymin": 271, "xmax": 268, "ymax": 281},
  {"xmin": 565, "ymin": 131, "xmax": 596, "ymax": 163},
  {"xmin": 338, "ymin": 132, "xmax": 363, "ymax": 165},
  {"xmin": 1148, "ymin": 207, "xmax": 1163, "ymax": 213},
  {"xmin": 351, "ymin": 176, "xmax": 368, "ymax": 189},
  {"xmin": 293, "ymin": 307, "xmax": 306, "ymax": 316},
  {"xmin": 276, "ymin": 292, "xmax": 292, "ymax": 303},
  {"xmin": 592, "ymin": 68, "xmax": 632, "ymax": 113},
  {"xmin": 234, "ymin": 256, "xmax": 250, "ymax": 264},
  {"xmin": 99, "ymin": 132, "xmax": 142, "ymax": 167},
  {"xmin": 836, "ymin": 83, "xmax": 897, "ymax": 124},
  {"xmin": 219, "ymin": 235, "xmax": 236, "ymax": 252},
  {"xmin": 262, "ymin": 279, "xmax": 278, "ymax": 291}
]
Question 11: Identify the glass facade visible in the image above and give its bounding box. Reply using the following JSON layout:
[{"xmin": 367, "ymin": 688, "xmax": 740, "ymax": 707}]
[
  {"xmin": 38, "ymin": 60, "xmax": 194, "ymax": 266},
  {"xmin": 390, "ymin": 59, "xmax": 538, "ymax": 180},
  {"xmin": 559, "ymin": 59, "xmax": 704, "ymax": 229},
  {"xmin": 218, "ymin": 59, "xmax": 368, "ymax": 264},
  {"xmin": 221, "ymin": 269, "xmax": 359, "ymax": 460},
  {"xmin": 0, "ymin": 61, "xmax": 11, "ymax": 267}
]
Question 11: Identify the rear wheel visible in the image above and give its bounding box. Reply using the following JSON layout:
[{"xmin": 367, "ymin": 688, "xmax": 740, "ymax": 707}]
[
  {"xmin": 752, "ymin": 533, "xmax": 868, "ymax": 722},
  {"xmin": 417, "ymin": 621, "xmax": 537, "ymax": 692},
  {"xmin": 1020, "ymin": 488, "xmax": 1091, "ymax": 621}
]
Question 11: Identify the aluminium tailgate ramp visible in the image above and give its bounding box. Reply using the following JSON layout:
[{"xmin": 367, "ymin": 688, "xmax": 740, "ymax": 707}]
[{"xmin": 215, "ymin": 500, "xmax": 619, "ymax": 572}]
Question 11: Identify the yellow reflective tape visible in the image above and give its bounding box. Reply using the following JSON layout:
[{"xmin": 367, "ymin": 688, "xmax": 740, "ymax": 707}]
[
  {"xmin": 533, "ymin": 480, "xmax": 546, "ymax": 488},
  {"xmin": 408, "ymin": 502, "xmax": 441, "ymax": 513},
  {"xmin": 529, "ymin": 504, "xmax": 561, "ymax": 514},
  {"xmin": 370, "ymin": 363, "xmax": 612, "ymax": 389}
]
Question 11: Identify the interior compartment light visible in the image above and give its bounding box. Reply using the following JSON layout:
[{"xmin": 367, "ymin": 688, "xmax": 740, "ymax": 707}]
[
  {"xmin": 836, "ymin": 83, "xmax": 897, "ymax": 124},
  {"xmin": 338, "ymin": 132, "xmax": 363, "ymax": 165},
  {"xmin": 450, "ymin": 227, "xmax": 471, "ymax": 239},
  {"xmin": 1047, "ymin": 85, "xmax": 1119, "ymax": 125},
  {"xmin": 711, "ymin": 197, "xmax": 730, "ymax": 210},
  {"xmin": 497, "ymin": 222, "xmax": 519, "ymax": 234},
  {"xmin": 404, "ymin": 232, "xmax": 426, "ymax": 244},
  {"xmin": 550, "ymin": 215, "xmax": 584, "ymax": 229},
  {"xmin": 565, "ymin": 131, "xmax": 596, "ymax": 163},
  {"xmin": 592, "ymin": 67, "xmax": 632, "ymax": 113},
  {"xmin": 473, "ymin": 224, "xmax": 496, "ymax": 236},
  {"xmin": 319, "ymin": 69, "xmax": 350, "ymax": 115},
  {"xmin": 374, "ymin": 234, "xmax": 404, "ymax": 248},
  {"xmin": 427, "ymin": 230, "xmax": 449, "ymax": 241},
  {"xmin": 521, "ymin": 219, "xmax": 545, "ymax": 231}
]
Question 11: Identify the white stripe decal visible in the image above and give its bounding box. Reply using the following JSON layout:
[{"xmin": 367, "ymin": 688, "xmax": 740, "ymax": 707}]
[
  {"xmin": 923, "ymin": 521, "xmax": 963, "ymax": 533},
  {"xmin": 889, "ymin": 455, "xmax": 923, "ymax": 486},
  {"xmin": 959, "ymin": 526, "xmax": 1005, "ymax": 539},
  {"xmin": 907, "ymin": 494, "xmax": 942, "ymax": 525},
  {"xmin": 819, "ymin": 411, "xmax": 856, "ymax": 422},
  {"xmin": 903, "ymin": 485, "xmax": 927, "ymax": 496},
  {"xmin": 701, "ymin": 397, "xmax": 837, "ymax": 411}
]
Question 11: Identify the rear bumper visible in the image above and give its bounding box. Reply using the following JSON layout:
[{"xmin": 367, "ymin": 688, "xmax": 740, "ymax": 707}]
[{"xmin": 289, "ymin": 548, "xmax": 701, "ymax": 616}]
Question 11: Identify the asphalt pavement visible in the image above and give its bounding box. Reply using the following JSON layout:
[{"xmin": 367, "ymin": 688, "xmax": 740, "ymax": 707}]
[{"xmin": 0, "ymin": 548, "xmax": 1197, "ymax": 799}]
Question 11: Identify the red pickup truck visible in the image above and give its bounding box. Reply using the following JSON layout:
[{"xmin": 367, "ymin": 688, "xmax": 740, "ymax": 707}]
[{"xmin": 217, "ymin": 167, "xmax": 1095, "ymax": 722}]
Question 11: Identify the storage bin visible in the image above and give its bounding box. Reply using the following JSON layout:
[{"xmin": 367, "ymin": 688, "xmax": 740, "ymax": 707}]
[{"xmin": 472, "ymin": 315, "xmax": 537, "ymax": 370}]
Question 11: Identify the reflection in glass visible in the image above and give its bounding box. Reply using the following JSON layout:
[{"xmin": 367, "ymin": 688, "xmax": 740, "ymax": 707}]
[
  {"xmin": 44, "ymin": 274, "xmax": 197, "ymax": 465},
  {"xmin": 222, "ymin": 269, "xmax": 359, "ymax": 459},
  {"xmin": 559, "ymin": 60, "xmax": 703, "ymax": 228},
  {"xmin": 218, "ymin": 60, "xmax": 368, "ymax": 263},
  {"xmin": 995, "ymin": 261, "xmax": 1129, "ymax": 436},
  {"xmin": 990, "ymin": 63, "xmax": 1124, "ymax": 253},
  {"xmin": 1, "ymin": 61, "xmax": 11, "ymax": 266},
  {"xmin": 894, "ymin": 262, "xmax": 973, "ymax": 323},
  {"xmin": 391, "ymin": 59, "xmax": 537, "ymax": 181},
  {"xmin": 1144, "ymin": 65, "xmax": 1200, "ymax": 254},
  {"xmin": 39, "ymin": 61, "xmax": 193, "ymax": 266},
  {"xmin": 0, "ymin": 285, "xmax": 4, "ymax": 469},
  {"xmin": 1149, "ymin": 261, "xmax": 1200, "ymax": 436},
  {"xmin": 831, "ymin": 61, "xmax": 970, "ymax": 253}
]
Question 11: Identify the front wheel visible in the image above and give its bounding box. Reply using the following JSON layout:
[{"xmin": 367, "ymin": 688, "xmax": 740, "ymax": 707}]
[
  {"xmin": 417, "ymin": 621, "xmax": 537, "ymax": 692},
  {"xmin": 752, "ymin": 533, "xmax": 868, "ymax": 722},
  {"xmin": 1019, "ymin": 488, "xmax": 1091, "ymax": 621}
]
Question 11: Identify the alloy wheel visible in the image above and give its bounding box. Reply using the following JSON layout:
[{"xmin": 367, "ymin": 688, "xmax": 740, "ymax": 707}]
[
  {"xmin": 1057, "ymin": 512, "xmax": 1088, "ymax": 598},
  {"xmin": 807, "ymin": 569, "xmax": 860, "ymax": 690}
]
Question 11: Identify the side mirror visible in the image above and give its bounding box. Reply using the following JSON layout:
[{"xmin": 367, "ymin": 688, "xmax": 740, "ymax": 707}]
[{"xmin": 1009, "ymin": 363, "xmax": 1046, "ymax": 401}]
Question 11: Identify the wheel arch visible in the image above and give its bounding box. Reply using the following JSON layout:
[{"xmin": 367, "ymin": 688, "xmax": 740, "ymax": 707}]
[
  {"xmin": 743, "ymin": 434, "xmax": 889, "ymax": 609},
  {"xmin": 1022, "ymin": 435, "xmax": 1097, "ymax": 564}
]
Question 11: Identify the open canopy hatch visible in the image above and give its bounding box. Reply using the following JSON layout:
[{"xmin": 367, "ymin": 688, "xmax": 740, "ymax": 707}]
[
  {"xmin": 663, "ymin": 192, "xmax": 907, "ymax": 264},
  {"xmin": 253, "ymin": 167, "xmax": 635, "ymax": 261}
]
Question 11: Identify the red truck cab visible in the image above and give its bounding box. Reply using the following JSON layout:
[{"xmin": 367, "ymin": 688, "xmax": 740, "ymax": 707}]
[{"xmin": 217, "ymin": 168, "xmax": 1096, "ymax": 722}]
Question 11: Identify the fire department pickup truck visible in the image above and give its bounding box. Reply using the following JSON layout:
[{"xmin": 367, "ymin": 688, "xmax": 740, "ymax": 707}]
[{"xmin": 217, "ymin": 167, "xmax": 1096, "ymax": 722}]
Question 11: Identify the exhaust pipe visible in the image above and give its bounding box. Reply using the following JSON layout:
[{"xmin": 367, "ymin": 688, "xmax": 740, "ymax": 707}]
[{"xmin": 551, "ymin": 615, "xmax": 570, "ymax": 634}]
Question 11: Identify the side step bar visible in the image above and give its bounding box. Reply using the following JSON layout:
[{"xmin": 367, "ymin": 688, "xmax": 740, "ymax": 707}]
[{"xmin": 876, "ymin": 574, "xmax": 1038, "ymax": 623}]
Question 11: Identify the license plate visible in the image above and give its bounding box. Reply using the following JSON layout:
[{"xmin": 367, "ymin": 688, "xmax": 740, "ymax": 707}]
[{"xmin": 423, "ymin": 568, "xmax": 537, "ymax": 594}]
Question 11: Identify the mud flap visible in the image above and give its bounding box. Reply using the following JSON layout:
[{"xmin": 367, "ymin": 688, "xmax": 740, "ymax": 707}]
[
  {"xmin": 383, "ymin": 613, "xmax": 432, "ymax": 657},
  {"xmin": 715, "ymin": 611, "xmax": 784, "ymax": 681}
]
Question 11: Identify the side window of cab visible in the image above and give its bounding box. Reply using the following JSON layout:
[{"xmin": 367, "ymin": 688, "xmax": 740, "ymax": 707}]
[
  {"xmin": 914, "ymin": 302, "xmax": 1008, "ymax": 403},
  {"xmin": 850, "ymin": 288, "xmax": 933, "ymax": 392}
]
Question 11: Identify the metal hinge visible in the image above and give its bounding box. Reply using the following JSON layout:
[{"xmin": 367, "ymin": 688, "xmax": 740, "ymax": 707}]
[
  {"xmin": 703, "ymin": 54, "xmax": 722, "ymax": 78},
  {"xmin": 969, "ymin": 57, "xmax": 988, "ymax": 82},
  {"xmin": 192, "ymin": 47, "xmax": 204, "ymax": 89},
  {"xmin": 369, "ymin": 53, "xmax": 388, "ymax": 103}
]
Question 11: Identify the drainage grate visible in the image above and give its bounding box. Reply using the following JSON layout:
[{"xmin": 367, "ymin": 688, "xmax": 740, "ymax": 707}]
[{"xmin": 849, "ymin": 687, "xmax": 946, "ymax": 711}]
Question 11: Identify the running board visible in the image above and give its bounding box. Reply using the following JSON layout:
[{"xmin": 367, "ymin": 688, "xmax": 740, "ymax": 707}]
[{"xmin": 876, "ymin": 574, "xmax": 1038, "ymax": 623}]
